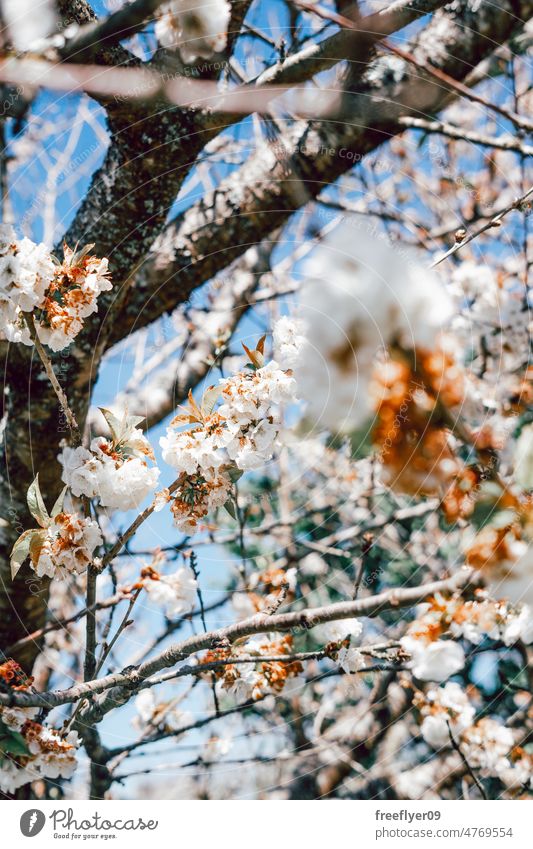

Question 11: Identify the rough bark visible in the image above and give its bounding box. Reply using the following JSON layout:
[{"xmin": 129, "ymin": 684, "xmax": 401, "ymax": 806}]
[{"xmin": 115, "ymin": 0, "xmax": 533, "ymax": 341}]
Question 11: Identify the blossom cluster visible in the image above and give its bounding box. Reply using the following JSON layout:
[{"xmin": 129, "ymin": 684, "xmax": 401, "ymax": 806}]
[
  {"xmin": 10, "ymin": 476, "xmax": 102, "ymax": 581},
  {"xmin": 400, "ymin": 590, "xmax": 533, "ymax": 682},
  {"xmin": 203, "ymin": 635, "xmax": 303, "ymax": 701},
  {"xmin": 0, "ymin": 660, "xmax": 78, "ymax": 794},
  {"xmin": 60, "ymin": 410, "xmax": 159, "ymax": 512},
  {"xmin": 155, "ymin": 0, "xmax": 230, "ymax": 63},
  {"xmin": 0, "ymin": 228, "xmax": 111, "ymax": 351},
  {"xmin": 414, "ymin": 681, "xmax": 528, "ymax": 785},
  {"xmin": 464, "ymin": 492, "xmax": 533, "ymax": 606},
  {"xmin": 371, "ymin": 345, "xmax": 465, "ymax": 498},
  {"xmin": 161, "ymin": 330, "xmax": 299, "ymax": 532},
  {"xmin": 296, "ymin": 221, "xmax": 453, "ymax": 433}
]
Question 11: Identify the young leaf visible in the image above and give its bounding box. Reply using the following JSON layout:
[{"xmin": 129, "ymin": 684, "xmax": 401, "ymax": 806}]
[
  {"xmin": 29, "ymin": 529, "xmax": 48, "ymax": 567},
  {"xmin": 242, "ymin": 341, "xmax": 265, "ymax": 369},
  {"xmin": 67, "ymin": 242, "xmax": 95, "ymax": 267},
  {"xmin": 27, "ymin": 476, "xmax": 50, "ymax": 528},
  {"xmin": 99, "ymin": 407, "xmax": 123, "ymax": 443},
  {"xmin": 187, "ymin": 389, "xmax": 203, "ymax": 422},
  {"xmin": 223, "ymin": 499, "xmax": 237, "ymax": 520},
  {"xmin": 10, "ymin": 530, "xmax": 36, "ymax": 579},
  {"xmin": 50, "ymin": 486, "xmax": 68, "ymax": 518},
  {"xmin": 201, "ymin": 384, "xmax": 222, "ymax": 417},
  {"xmin": 169, "ymin": 412, "xmax": 199, "ymax": 427},
  {"xmin": 227, "ymin": 466, "xmax": 244, "ymax": 484}
]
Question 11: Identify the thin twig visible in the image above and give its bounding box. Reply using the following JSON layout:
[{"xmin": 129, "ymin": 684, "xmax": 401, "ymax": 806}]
[
  {"xmin": 23, "ymin": 312, "xmax": 81, "ymax": 446},
  {"xmin": 447, "ymin": 721, "xmax": 488, "ymax": 800},
  {"xmin": 95, "ymin": 587, "xmax": 142, "ymax": 677},
  {"xmin": 430, "ymin": 185, "xmax": 533, "ymax": 268}
]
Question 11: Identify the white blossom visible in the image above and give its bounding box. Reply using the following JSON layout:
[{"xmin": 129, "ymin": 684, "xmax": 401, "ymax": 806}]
[
  {"xmin": 161, "ymin": 341, "xmax": 298, "ymax": 529},
  {"xmin": 502, "ymin": 605, "xmax": 533, "ymax": 646},
  {"xmin": 300, "ymin": 552, "xmax": 328, "ymax": 576},
  {"xmin": 155, "ymin": 0, "xmax": 230, "ymax": 63},
  {"xmin": 401, "ymin": 636, "xmax": 465, "ymax": 682},
  {"xmin": 462, "ymin": 719, "xmax": 514, "ymax": 778},
  {"xmin": 295, "ymin": 218, "xmax": 452, "ymax": 432},
  {"xmin": 514, "ymin": 424, "xmax": 533, "ymax": 490},
  {"xmin": 0, "ymin": 231, "xmax": 111, "ymax": 351},
  {"xmin": 0, "ymin": 662, "xmax": 79, "ymax": 796},
  {"xmin": 143, "ymin": 565, "xmax": 198, "ymax": 617},
  {"xmin": 273, "ymin": 315, "xmax": 306, "ymax": 368},
  {"xmin": 60, "ymin": 433, "xmax": 159, "ymax": 512},
  {"xmin": 2, "ymin": 0, "xmax": 57, "ymax": 51},
  {"xmin": 32, "ymin": 512, "xmax": 102, "ymax": 580},
  {"xmin": 314, "ymin": 618, "xmax": 363, "ymax": 644},
  {"xmin": 337, "ymin": 645, "xmax": 365, "ymax": 673},
  {"xmin": 419, "ymin": 682, "xmax": 475, "ymax": 750}
]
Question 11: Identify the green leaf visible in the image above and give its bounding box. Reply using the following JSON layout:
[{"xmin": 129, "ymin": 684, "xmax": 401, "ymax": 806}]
[
  {"xmin": 223, "ymin": 499, "xmax": 237, "ymax": 520},
  {"xmin": 51, "ymin": 486, "xmax": 68, "ymax": 518},
  {"xmin": 227, "ymin": 467, "xmax": 244, "ymax": 484},
  {"xmin": 10, "ymin": 529, "xmax": 36, "ymax": 579},
  {"xmin": 0, "ymin": 728, "xmax": 30, "ymax": 758},
  {"xmin": 27, "ymin": 475, "xmax": 50, "ymax": 528}
]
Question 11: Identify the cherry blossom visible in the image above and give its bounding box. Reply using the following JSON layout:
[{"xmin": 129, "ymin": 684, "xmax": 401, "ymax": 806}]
[
  {"xmin": 142, "ymin": 564, "xmax": 198, "ymax": 617},
  {"xmin": 155, "ymin": 0, "xmax": 230, "ymax": 63},
  {"xmin": 0, "ymin": 230, "xmax": 111, "ymax": 351},
  {"xmin": 60, "ymin": 411, "xmax": 159, "ymax": 512}
]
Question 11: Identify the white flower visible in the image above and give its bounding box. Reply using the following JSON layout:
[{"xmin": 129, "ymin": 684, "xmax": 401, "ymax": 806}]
[
  {"xmin": 60, "ymin": 445, "xmax": 100, "ymax": 498},
  {"xmin": 60, "ymin": 436, "xmax": 159, "ymax": 512},
  {"xmin": 160, "ymin": 428, "xmax": 224, "ymax": 475},
  {"xmin": 155, "ymin": 0, "xmax": 230, "ymax": 63},
  {"xmin": 153, "ymin": 488, "xmax": 171, "ymax": 512},
  {"xmin": 203, "ymin": 735, "xmax": 232, "ymax": 762},
  {"xmin": 419, "ymin": 682, "xmax": 475, "ymax": 750},
  {"xmin": 161, "ymin": 340, "xmax": 297, "ymax": 529},
  {"xmin": 232, "ymin": 592, "xmax": 257, "ymax": 619},
  {"xmin": 134, "ymin": 689, "xmax": 156, "ymax": 724},
  {"xmin": 0, "ymin": 712, "xmax": 78, "ymax": 794},
  {"xmin": 462, "ymin": 719, "xmax": 514, "ymax": 777},
  {"xmin": 300, "ymin": 552, "xmax": 328, "ymax": 576},
  {"xmin": 514, "ymin": 424, "xmax": 533, "ymax": 490},
  {"xmin": 2, "ymin": 0, "xmax": 57, "ymax": 51},
  {"xmin": 295, "ymin": 218, "xmax": 452, "ymax": 432},
  {"xmin": 0, "ymin": 233, "xmax": 111, "ymax": 351},
  {"xmin": 226, "ymin": 420, "xmax": 279, "ymax": 470},
  {"xmin": 93, "ymin": 455, "xmax": 160, "ymax": 512},
  {"xmin": 143, "ymin": 566, "xmax": 198, "ymax": 617},
  {"xmin": 273, "ymin": 316, "xmax": 306, "ymax": 368},
  {"xmin": 226, "ymin": 663, "xmax": 262, "ymax": 702},
  {"xmin": 0, "ymin": 225, "xmax": 55, "ymax": 344},
  {"xmin": 314, "ymin": 618, "xmax": 363, "ymax": 644},
  {"xmin": 1, "ymin": 705, "xmax": 39, "ymax": 732},
  {"xmin": 337, "ymin": 646, "xmax": 365, "ymax": 673},
  {"xmin": 401, "ymin": 636, "xmax": 465, "ymax": 682},
  {"xmin": 502, "ymin": 605, "xmax": 533, "ymax": 645},
  {"xmin": 33, "ymin": 512, "xmax": 102, "ymax": 580}
]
